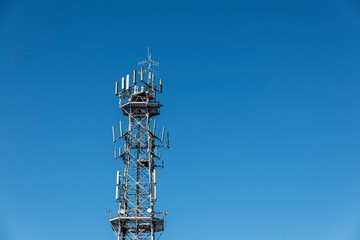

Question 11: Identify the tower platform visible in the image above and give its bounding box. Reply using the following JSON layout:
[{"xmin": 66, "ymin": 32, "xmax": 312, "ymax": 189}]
[
  {"xmin": 110, "ymin": 216, "xmax": 164, "ymax": 233},
  {"xmin": 121, "ymin": 101, "xmax": 161, "ymax": 117}
]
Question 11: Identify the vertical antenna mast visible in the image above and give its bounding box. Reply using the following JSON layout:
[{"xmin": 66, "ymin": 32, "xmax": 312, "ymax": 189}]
[{"xmin": 109, "ymin": 50, "xmax": 169, "ymax": 240}]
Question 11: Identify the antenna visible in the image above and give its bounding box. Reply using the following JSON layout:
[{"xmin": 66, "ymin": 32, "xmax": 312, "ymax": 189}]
[
  {"xmin": 116, "ymin": 171, "xmax": 121, "ymax": 185},
  {"xmin": 115, "ymin": 171, "xmax": 121, "ymax": 201},
  {"xmin": 141, "ymin": 67, "xmax": 144, "ymax": 81},
  {"xmin": 112, "ymin": 125, "xmax": 116, "ymax": 142},
  {"xmin": 159, "ymin": 79, "xmax": 163, "ymax": 93},
  {"xmin": 154, "ymin": 185, "xmax": 157, "ymax": 201},
  {"xmin": 153, "ymin": 119, "xmax": 156, "ymax": 135},
  {"xmin": 115, "ymin": 82, "xmax": 119, "ymax": 95},
  {"xmin": 152, "ymin": 74, "xmax": 155, "ymax": 91},
  {"xmin": 153, "ymin": 169, "xmax": 157, "ymax": 184},
  {"xmin": 119, "ymin": 120, "xmax": 123, "ymax": 138},
  {"xmin": 161, "ymin": 126, "xmax": 165, "ymax": 143},
  {"xmin": 115, "ymin": 186, "xmax": 119, "ymax": 201},
  {"xmin": 126, "ymin": 74, "xmax": 130, "ymax": 90},
  {"xmin": 138, "ymin": 49, "xmax": 159, "ymax": 88},
  {"xmin": 167, "ymin": 132, "xmax": 170, "ymax": 148}
]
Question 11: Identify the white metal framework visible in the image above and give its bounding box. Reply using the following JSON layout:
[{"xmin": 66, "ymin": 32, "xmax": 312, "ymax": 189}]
[{"xmin": 109, "ymin": 52, "xmax": 169, "ymax": 240}]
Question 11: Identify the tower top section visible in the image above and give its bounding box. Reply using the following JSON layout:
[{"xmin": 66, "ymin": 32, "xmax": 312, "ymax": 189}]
[
  {"xmin": 114, "ymin": 51, "xmax": 163, "ymax": 102},
  {"xmin": 114, "ymin": 52, "xmax": 164, "ymax": 118}
]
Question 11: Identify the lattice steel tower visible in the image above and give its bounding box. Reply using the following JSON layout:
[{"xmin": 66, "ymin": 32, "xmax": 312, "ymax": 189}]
[{"xmin": 109, "ymin": 52, "xmax": 169, "ymax": 240}]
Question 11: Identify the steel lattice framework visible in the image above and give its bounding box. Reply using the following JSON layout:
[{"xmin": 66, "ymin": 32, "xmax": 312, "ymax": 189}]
[{"xmin": 109, "ymin": 53, "xmax": 169, "ymax": 240}]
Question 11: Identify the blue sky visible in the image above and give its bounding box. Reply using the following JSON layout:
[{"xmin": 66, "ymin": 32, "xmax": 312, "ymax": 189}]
[{"xmin": 1, "ymin": 0, "xmax": 360, "ymax": 239}]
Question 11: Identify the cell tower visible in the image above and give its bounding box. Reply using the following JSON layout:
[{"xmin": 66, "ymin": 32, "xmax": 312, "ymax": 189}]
[{"xmin": 109, "ymin": 51, "xmax": 169, "ymax": 240}]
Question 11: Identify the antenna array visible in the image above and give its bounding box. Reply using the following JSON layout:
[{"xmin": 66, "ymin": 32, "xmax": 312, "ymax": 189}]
[{"xmin": 109, "ymin": 52, "xmax": 169, "ymax": 240}]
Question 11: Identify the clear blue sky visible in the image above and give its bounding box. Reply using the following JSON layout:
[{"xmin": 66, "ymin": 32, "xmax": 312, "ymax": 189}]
[{"xmin": 1, "ymin": 0, "xmax": 360, "ymax": 239}]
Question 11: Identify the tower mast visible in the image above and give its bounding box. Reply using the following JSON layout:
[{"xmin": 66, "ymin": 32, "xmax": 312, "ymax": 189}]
[{"xmin": 110, "ymin": 52, "xmax": 169, "ymax": 240}]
